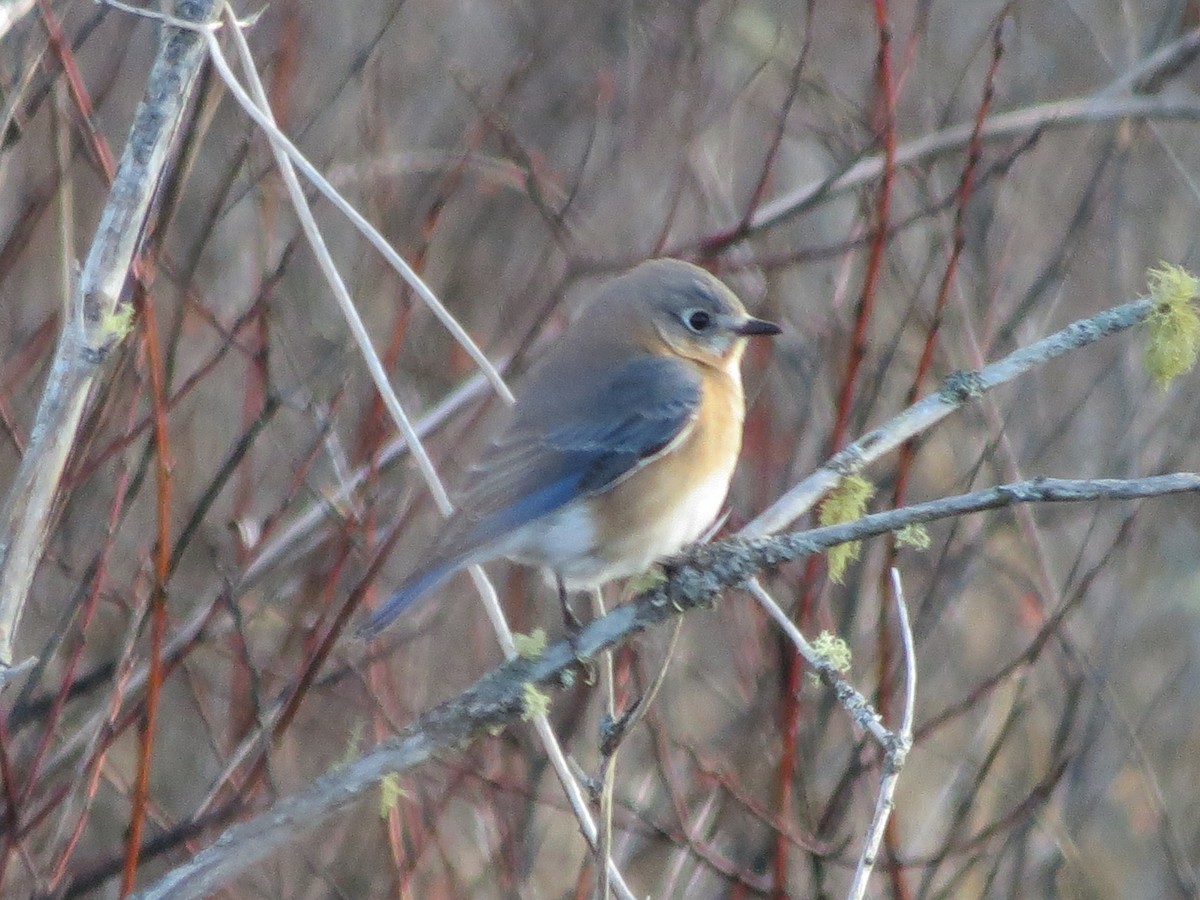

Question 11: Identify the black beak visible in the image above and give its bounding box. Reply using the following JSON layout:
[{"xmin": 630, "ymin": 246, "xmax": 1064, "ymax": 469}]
[{"xmin": 735, "ymin": 317, "xmax": 782, "ymax": 337}]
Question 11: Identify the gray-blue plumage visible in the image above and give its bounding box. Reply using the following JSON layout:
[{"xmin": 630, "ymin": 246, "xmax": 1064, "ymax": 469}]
[
  {"xmin": 360, "ymin": 345, "xmax": 702, "ymax": 636},
  {"xmin": 359, "ymin": 258, "xmax": 778, "ymax": 639}
]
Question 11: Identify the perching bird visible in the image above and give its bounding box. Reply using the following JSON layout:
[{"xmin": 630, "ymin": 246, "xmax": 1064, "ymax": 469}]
[{"xmin": 360, "ymin": 258, "xmax": 780, "ymax": 638}]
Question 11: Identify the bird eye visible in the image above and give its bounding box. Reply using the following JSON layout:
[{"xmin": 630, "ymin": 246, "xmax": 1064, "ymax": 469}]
[{"xmin": 684, "ymin": 309, "xmax": 712, "ymax": 332}]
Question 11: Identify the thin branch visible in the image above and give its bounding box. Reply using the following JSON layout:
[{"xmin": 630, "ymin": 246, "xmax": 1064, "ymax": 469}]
[
  {"xmin": 210, "ymin": 10, "xmax": 631, "ymax": 895},
  {"xmin": 0, "ymin": 0, "xmax": 220, "ymax": 679},
  {"xmin": 181, "ymin": 2, "xmax": 514, "ymax": 405},
  {"xmin": 216, "ymin": 3, "xmax": 454, "ymax": 513},
  {"xmin": 131, "ymin": 471, "xmax": 1200, "ymax": 899},
  {"xmin": 847, "ymin": 569, "xmax": 916, "ymax": 900},
  {"xmin": 700, "ymin": 25, "xmax": 1200, "ymax": 247},
  {"xmin": 773, "ymin": 5, "xmax": 898, "ymax": 884},
  {"xmin": 37, "ymin": 0, "xmax": 117, "ymax": 180},
  {"xmin": 120, "ymin": 286, "xmax": 175, "ymax": 894},
  {"xmin": 589, "ymin": 587, "xmax": 618, "ymax": 900},
  {"xmin": 742, "ymin": 295, "xmax": 1156, "ymax": 538}
]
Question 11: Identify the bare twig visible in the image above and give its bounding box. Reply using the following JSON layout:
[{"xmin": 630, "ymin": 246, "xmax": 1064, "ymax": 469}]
[
  {"xmin": 210, "ymin": 9, "xmax": 631, "ymax": 895},
  {"xmin": 847, "ymin": 569, "xmax": 916, "ymax": 900},
  {"xmin": 132, "ymin": 471, "xmax": 1200, "ymax": 898},
  {"xmin": 722, "ymin": 26, "xmax": 1200, "ymax": 244},
  {"xmin": 194, "ymin": 3, "xmax": 515, "ymax": 405},
  {"xmin": 589, "ymin": 587, "xmax": 618, "ymax": 900},
  {"xmin": 742, "ymin": 295, "xmax": 1156, "ymax": 539},
  {"xmin": 599, "ymin": 617, "xmax": 682, "ymax": 758},
  {"xmin": 217, "ymin": 2, "xmax": 455, "ymax": 513},
  {"xmin": 0, "ymin": 0, "xmax": 220, "ymax": 680}
]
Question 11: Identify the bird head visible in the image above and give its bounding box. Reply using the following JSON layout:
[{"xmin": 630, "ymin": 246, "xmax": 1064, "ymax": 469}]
[{"xmin": 623, "ymin": 259, "xmax": 781, "ymax": 369}]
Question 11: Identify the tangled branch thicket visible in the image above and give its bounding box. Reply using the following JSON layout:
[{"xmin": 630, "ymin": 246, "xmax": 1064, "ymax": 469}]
[{"xmin": 1, "ymin": 2, "xmax": 1199, "ymax": 898}]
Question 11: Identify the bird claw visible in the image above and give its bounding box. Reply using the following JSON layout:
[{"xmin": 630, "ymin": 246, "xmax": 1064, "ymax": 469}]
[{"xmin": 572, "ymin": 641, "xmax": 597, "ymax": 685}]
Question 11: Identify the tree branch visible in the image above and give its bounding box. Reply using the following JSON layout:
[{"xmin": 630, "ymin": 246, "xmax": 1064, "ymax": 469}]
[
  {"xmin": 132, "ymin": 472, "xmax": 1200, "ymax": 899},
  {"xmin": 0, "ymin": 0, "xmax": 219, "ymax": 680}
]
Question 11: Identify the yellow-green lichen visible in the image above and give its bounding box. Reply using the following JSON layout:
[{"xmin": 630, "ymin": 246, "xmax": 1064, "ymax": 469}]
[
  {"xmin": 1145, "ymin": 263, "xmax": 1200, "ymax": 388},
  {"xmin": 512, "ymin": 628, "xmax": 547, "ymax": 659},
  {"xmin": 522, "ymin": 682, "xmax": 550, "ymax": 720},
  {"xmin": 378, "ymin": 772, "xmax": 408, "ymax": 818},
  {"xmin": 97, "ymin": 302, "xmax": 135, "ymax": 343},
  {"xmin": 895, "ymin": 523, "xmax": 931, "ymax": 550},
  {"xmin": 819, "ymin": 474, "xmax": 876, "ymax": 583},
  {"xmin": 809, "ymin": 631, "xmax": 852, "ymax": 683}
]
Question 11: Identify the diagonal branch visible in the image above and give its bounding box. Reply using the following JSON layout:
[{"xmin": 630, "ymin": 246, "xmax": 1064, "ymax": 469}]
[
  {"xmin": 692, "ymin": 27, "xmax": 1200, "ymax": 250},
  {"xmin": 742, "ymin": 295, "xmax": 1156, "ymax": 538},
  {"xmin": 131, "ymin": 471, "xmax": 1200, "ymax": 900},
  {"xmin": 0, "ymin": 0, "xmax": 219, "ymax": 681}
]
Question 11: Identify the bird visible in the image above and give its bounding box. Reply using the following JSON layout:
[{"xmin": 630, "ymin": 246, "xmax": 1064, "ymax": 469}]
[{"xmin": 359, "ymin": 258, "xmax": 780, "ymax": 639}]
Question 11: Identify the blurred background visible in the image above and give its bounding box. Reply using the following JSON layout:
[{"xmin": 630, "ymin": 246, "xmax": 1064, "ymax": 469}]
[{"xmin": 2, "ymin": 0, "xmax": 1200, "ymax": 896}]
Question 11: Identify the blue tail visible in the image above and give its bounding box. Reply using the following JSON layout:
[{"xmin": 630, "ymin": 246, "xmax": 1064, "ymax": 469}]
[{"xmin": 358, "ymin": 560, "xmax": 459, "ymax": 639}]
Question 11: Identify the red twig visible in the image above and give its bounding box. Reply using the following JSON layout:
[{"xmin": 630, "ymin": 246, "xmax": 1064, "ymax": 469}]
[
  {"xmin": 0, "ymin": 716, "xmax": 22, "ymax": 888},
  {"xmin": 829, "ymin": 10, "xmax": 895, "ymax": 448},
  {"xmin": 0, "ymin": 314, "xmax": 59, "ymax": 455},
  {"xmin": 36, "ymin": 0, "xmax": 117, "ymax": 181},
  {"xmin": 15, "ymin": 391, "xmax": 142, "ymax": 887},
  {"xmin": 120, "ymin": 281, "xmax": 174, "ymax": 896},
  {"xmin": 876, "ymin": 22, "xmax": 1003, "ymax": 897},
  {"xmin": 702, "ymin": 2, "xmax": 815, "ymax": 254},
  {"xmin": 772, "ymin": 2, "xmax": 898, "ymax": 896},
  {"xmin": 888, "ymin": 23, "xmax": 1003, "ymax": 515}
]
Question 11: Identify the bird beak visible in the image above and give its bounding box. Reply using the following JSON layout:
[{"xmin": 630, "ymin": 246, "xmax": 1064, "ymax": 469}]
[{"xmin": 733, "ymin": 316, "xmax": 782, "ymax": 337}]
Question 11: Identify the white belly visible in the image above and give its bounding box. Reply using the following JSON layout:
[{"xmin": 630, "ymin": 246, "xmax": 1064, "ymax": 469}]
[{"xmin": 503, "ymin": 457, "xmax": 734, "ymax": 591}]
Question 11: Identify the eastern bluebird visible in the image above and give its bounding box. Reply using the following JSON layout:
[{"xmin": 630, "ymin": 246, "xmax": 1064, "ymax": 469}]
[{"xmin": 360, "ymin": 258, "xmax": 780, "ymax": 638}]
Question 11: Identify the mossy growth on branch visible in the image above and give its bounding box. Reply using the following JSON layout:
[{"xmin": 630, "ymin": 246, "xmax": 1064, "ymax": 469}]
[
  {"xmin": 378, "ymin": 773, "xmax": 407, "ymax": 819},
  {"xmin": 819, "ymin": 474, "xmax": 876, "ymax": 583},
  {"xmin": 513, "ymin": 628, "xmax": 547, "ymax": 659},
  {"xmin": 522, "ymin": 683, "xmax": 550, "ymax": 720},
  {"xmin": 812, "ymin": 631, "xmax": 852, "ymax": 674},
  {"xmin": 1145, "ymin": 263, "xmax": 1200, "ymax": 388}
]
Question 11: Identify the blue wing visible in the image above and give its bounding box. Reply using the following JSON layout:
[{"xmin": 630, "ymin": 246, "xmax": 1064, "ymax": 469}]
[
  {"xmin": 448, "ymin": 354, "xmax": 702, "ymax": 546},
  {"xmin": 359, "ymin": 355, "xmax": 701, "ymax": 636}
]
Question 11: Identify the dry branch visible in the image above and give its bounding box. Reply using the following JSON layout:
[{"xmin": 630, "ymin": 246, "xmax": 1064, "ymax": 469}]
[
  {"xmin": 0, "ymin": 0, "xmax": 219, "ymax": 680},
  {"xmin": 132, "ymin": 471, "xmax": 1200, "ymax": 899},
  {"xmin": 848, "ymin": 569, "xmax": 916, "ymax": 900},
  {"xmin": 734, "ymin": 25, "xmax": 1200, "ymax": 241}
]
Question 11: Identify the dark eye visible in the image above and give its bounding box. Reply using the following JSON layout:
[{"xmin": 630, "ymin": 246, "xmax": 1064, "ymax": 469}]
[{"xmin": 685, "ymin": 309, "xmax": 712, "ymax": 332}]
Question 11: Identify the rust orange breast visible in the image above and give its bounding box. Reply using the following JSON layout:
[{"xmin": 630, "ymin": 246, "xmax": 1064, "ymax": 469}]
[{"xmin": 588, "ymin": 360, "xmax": 746, "ymax": 580}]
